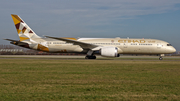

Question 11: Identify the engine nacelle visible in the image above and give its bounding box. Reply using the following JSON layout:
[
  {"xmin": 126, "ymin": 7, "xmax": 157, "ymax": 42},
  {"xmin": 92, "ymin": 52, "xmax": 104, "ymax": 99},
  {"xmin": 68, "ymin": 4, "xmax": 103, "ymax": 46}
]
[{"xmin": 100, "ymin": 47, "xmax": 120, "ymax": 57}]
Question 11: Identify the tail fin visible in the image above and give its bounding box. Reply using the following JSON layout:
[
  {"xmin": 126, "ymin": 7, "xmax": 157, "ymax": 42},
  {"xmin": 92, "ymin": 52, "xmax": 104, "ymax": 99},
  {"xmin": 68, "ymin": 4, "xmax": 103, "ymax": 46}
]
[{"xmin": 11, "ymin": 14, "xmax": 41, "ymax": 42}]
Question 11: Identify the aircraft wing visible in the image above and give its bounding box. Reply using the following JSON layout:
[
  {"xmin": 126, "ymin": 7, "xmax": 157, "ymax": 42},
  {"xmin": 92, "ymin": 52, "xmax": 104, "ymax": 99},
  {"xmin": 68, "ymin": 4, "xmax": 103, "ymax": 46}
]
[{"xmin": 45, "ymin": 36, "xmax": 99, "ymax": 49}]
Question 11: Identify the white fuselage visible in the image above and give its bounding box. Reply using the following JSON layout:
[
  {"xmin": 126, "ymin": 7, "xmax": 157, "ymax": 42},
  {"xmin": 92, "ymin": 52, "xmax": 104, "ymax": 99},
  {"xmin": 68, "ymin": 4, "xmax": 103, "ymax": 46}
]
[{"xmin": 27, "ymin": 38, "xmax": 176, "ymax": 55}]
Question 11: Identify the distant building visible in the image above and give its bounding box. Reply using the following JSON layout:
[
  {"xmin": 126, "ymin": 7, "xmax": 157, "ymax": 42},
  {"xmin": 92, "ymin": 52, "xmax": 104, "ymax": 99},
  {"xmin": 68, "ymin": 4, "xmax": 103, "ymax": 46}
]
[
  {"xmin": 0, "ymin": 49, "xmax": 24, "ymax": 55},
  {"xmin": 0, "ymin": 49, "xmax": 23, "ymax": 52}
]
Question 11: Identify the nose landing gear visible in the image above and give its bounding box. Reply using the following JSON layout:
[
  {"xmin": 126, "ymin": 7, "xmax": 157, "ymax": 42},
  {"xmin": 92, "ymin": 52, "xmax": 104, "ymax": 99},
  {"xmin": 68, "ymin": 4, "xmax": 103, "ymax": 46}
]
[
  {"xmin": 159, "ymin": 56, "xmax": 163, "ymax": 60},
  {"xmin": 159, "ymin": 54, "xmax": 164, "ymax": 60}
]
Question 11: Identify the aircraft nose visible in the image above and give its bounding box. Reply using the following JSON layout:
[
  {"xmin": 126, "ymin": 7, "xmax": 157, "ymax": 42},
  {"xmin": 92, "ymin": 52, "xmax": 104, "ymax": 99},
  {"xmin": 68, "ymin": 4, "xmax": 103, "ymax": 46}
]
[
  {"xmin": 170, "ymin": 47, "xmax": 176, "ymax": 53},
  {"xmin": 172, "ymin": 47, "xmax": 176, "ymax": 53},
  {"xmin": 166, "ymin": 46, "xmax": 176, "ymax": 53}
]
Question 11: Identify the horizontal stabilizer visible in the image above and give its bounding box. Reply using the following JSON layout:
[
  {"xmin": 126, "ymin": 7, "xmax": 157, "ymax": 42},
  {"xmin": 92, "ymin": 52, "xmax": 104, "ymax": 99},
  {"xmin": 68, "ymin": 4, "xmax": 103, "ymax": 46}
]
[{"xmin": 4, "ymin": 39, "xmax": 29, "ymax": 46}]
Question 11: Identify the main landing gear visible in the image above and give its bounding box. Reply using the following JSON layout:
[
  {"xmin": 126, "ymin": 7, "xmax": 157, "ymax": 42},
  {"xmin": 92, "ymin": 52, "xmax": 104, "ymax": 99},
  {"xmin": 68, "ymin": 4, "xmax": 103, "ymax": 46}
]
[
  {"xmin": 85, "ymin": 55, "xmax": 96, "ymax": 59},
  {"xmin": 85, "ymin": 50, "xmax": 96, "ymax": 59}
]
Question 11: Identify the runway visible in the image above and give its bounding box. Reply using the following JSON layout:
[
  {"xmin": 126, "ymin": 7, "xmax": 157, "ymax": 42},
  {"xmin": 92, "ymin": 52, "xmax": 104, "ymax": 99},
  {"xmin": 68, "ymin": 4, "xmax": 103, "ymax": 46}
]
[{"xmin": 0, "ymin": 55, "xmax": 180, "ymax": 60}]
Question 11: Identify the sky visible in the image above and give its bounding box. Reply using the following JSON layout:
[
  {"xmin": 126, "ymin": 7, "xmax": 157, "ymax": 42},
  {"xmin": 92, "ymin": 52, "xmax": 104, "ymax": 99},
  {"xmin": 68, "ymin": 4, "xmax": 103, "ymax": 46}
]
[{"xmin": 0, "ymin": 0, "xmax": 180, "ymax": 51}]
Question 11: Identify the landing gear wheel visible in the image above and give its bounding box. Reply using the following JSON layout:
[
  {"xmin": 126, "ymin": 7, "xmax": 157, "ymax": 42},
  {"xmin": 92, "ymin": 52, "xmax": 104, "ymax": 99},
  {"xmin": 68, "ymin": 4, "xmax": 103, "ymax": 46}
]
[
  {"xmin": 92, "ymin": 56, "xmax": 96, "ymax": 59},
  {"xmin": 159, "ymin": 57, "xmax": 163, "ymax": 60},
  {"xmin": 85, "ymin": 56, "xmax": 89, "ymax": 59},
  {"xmin": 85, "ymin": 55, "xmax": 96, "ymax": 59}
]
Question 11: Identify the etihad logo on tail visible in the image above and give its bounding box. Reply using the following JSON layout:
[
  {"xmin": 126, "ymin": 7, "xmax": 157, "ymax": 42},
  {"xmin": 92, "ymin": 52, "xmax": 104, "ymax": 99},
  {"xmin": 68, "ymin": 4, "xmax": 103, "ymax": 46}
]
[
  {"xmin": 11, "ymin": 14, "xmax": 40, "ymax": 41},
  {"xmin": 11, "ymin": 15, "xmax": 34, "ymax": 35}
]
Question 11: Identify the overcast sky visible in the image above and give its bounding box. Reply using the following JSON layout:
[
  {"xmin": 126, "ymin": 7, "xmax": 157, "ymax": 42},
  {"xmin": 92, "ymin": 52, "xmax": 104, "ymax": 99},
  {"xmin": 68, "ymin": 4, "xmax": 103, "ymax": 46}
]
[{"xmin": 0, "ymin": 0, "xmax": 180, "ymax": 51}]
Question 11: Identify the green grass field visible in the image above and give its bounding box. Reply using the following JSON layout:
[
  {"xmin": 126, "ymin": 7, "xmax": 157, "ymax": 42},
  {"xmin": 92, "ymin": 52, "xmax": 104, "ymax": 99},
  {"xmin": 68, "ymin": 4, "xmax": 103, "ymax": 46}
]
[{"xmin": 0, "ymin": 58, "xmax": 180, "ymax": 100}]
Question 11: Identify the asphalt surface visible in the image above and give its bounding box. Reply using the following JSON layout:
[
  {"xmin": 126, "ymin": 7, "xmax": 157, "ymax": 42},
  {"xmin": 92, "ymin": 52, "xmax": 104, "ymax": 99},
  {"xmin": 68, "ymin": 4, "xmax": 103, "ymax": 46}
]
[{"xmin": 0, "ymin": 55, "xmax": 180, "ymax": 61}]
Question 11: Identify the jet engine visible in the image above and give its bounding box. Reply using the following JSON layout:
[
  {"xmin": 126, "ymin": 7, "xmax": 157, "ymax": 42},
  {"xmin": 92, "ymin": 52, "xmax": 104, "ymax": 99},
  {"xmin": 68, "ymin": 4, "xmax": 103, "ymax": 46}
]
[{"xmin": 100, "ymin": 47, "xmax": 120, "ymax": 57}]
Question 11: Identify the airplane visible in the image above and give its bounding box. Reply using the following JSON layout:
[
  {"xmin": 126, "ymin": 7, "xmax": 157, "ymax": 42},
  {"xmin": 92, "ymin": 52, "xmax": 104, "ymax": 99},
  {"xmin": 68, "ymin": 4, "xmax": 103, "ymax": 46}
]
[{"xmin": 4, "ymin": 14, "xmax": 176, "ymax": 60}]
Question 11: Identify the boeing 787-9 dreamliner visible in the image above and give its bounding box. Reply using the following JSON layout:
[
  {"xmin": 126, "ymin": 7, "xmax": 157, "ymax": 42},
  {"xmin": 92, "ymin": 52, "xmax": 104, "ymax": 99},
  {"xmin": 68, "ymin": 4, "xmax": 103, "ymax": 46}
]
[{"xmin": 5, "ymin": 14, "xmax": 176, "ymax": 60}]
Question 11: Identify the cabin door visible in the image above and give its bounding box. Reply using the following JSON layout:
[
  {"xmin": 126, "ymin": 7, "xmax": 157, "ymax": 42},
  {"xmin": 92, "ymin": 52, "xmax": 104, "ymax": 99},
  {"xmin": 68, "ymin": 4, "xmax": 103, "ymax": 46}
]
[
  {"xmin": 40, "ymin": 42, "xmax": 48, "ymax": 47},
  {"xmin": 123, "ymin": 42, "xmax": 128, "ymax": 48},
  {"xmin": 157, "ymin": 43, "xmax": 162, "ymax": 49}
]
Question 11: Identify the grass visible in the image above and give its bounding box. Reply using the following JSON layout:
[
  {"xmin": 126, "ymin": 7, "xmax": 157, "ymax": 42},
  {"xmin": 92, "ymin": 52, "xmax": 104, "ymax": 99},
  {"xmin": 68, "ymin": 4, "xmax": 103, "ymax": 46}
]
[{"xmin": 0, "ymin": 58, "xmax": 180, "ymax": 100}]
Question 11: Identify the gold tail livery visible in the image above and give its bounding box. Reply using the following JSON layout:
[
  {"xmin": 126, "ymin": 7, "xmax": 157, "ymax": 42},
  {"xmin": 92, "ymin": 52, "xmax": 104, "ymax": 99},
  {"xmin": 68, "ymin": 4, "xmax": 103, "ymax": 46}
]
[{"xmin": 4, "ymin": 14, "xmax": 176, "ymax": 60}]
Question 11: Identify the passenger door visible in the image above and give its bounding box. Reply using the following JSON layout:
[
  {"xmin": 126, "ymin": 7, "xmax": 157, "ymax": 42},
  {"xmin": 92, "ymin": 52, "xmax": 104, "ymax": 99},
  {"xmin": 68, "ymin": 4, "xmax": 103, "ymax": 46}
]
[
  {"xmin": 157, "ymin": 43, "xmax": 162, "ymax": 49},
  {"xmin": 123, "ymin": 42, "xmax": 128, "ymax": 48}
]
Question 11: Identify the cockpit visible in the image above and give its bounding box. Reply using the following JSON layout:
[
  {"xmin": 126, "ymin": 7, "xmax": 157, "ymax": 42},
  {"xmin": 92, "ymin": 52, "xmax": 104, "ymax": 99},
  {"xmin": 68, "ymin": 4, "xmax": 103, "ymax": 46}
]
[{"xmin": 167, "ymin": 44, "xmax": 172, "ymax": 46}]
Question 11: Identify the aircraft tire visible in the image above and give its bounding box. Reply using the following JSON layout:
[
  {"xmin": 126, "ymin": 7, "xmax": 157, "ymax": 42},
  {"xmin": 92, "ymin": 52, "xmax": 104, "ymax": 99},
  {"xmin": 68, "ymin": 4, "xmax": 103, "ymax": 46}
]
[
  {"xmin": 92, "ymin": 56, "xmax": 96, "ymax": 59},
  {"xmin": 159, "ymin": 57, "xmax": 163, "ymax": 60},
  {"xmin": 85, "ymin": 56, "xmax": 89, "ymax": 59},
  {"xmin": 85, "ymin": 56, "xmax": 96, "ymax": 59}
]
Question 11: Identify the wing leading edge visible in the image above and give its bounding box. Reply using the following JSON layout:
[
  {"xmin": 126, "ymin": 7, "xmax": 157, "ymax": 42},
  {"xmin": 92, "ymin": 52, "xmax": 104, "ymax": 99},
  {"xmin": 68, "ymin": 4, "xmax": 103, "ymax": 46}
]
[{"xmin": 45, "ymin": 36, "xmax": 99, "ymax": 50}]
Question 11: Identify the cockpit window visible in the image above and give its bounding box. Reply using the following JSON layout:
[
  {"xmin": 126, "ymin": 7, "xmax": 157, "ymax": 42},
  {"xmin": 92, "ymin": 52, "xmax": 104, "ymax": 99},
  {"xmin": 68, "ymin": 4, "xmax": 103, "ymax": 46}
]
[{"xmin": 167, "ymin": 44, "xmax": 172, "ymax": 46}]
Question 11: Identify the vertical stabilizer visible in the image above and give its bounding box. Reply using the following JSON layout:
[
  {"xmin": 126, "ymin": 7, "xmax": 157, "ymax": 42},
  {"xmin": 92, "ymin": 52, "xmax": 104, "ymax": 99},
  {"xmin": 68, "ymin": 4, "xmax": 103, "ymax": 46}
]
[{"xmin": 11, "ymin": 14, "xmax": 41, "ymax": 42}]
